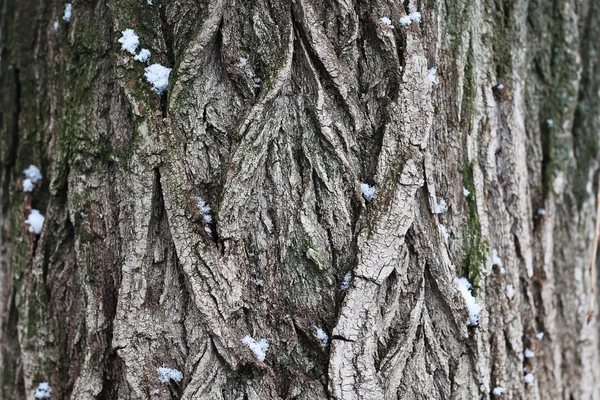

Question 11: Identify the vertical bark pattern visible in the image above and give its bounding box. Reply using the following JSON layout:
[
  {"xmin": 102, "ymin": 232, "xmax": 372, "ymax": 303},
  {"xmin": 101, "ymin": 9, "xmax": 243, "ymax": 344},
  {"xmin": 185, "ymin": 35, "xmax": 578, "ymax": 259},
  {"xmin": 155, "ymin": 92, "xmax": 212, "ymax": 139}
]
[{"xmin": 1, "ymin": 0, "xmax": 600, "ymax": 399}]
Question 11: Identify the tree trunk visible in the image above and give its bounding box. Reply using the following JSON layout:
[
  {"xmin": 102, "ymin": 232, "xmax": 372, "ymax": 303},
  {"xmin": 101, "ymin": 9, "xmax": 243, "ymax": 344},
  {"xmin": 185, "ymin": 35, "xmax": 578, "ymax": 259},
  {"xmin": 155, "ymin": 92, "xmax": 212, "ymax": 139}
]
[{"xmin": 2, "ymin": 0, "xmax": 600, "ymax": 399}]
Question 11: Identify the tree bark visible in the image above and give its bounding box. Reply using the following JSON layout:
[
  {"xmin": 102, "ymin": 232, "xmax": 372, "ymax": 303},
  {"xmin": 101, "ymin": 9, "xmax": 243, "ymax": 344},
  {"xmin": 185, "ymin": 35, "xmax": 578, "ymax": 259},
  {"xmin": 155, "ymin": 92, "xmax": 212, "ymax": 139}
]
[{"xmin": 2, "ymin": 0, "xmax": 600, "ymax": 399}]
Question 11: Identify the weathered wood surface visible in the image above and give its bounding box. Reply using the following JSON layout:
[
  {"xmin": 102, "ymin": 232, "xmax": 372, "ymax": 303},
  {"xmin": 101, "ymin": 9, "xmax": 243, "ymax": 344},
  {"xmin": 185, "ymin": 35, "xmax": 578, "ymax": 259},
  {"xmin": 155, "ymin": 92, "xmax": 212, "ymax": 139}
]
[{"xmin": 1, "ymin": 0, "xmax": 600, "ymax": 399}]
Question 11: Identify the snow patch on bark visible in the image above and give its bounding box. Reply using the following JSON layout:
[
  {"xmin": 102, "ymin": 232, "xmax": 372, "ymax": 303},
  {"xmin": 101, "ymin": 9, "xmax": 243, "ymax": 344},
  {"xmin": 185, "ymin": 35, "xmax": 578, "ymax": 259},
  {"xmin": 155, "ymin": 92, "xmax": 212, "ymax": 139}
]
[
  {"xmin": 25, "ymin": 209, "xmax": 45, "ymax": 234},
  {"xmin": 242, "ymin": 335, "xmax": 269, "ymax": 361},
  {"xmin": 34, "ymin": 382, "xmax": 52, "ymax": 399},
  {"xmin": 157, "ymin": 367, "xmax": 183, "ymax": 384},
  {"xmin": 455, "ymin": 277, "xmax": 482, "ymax": 325}
]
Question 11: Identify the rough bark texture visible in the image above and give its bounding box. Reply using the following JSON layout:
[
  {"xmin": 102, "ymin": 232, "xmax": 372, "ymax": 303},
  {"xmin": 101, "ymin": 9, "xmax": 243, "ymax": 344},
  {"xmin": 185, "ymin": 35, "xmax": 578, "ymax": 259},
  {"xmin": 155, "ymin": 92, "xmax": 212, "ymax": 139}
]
[{"xmin": 2, "ymin": 0, "xmax": 600, "ymax": 399}]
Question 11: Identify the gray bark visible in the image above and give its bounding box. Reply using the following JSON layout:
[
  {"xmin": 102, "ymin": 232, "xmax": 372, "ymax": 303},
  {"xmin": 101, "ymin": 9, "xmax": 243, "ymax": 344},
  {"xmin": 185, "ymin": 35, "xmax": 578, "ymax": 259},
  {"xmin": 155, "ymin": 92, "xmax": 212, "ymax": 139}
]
[{"xmin": 1, "ymin": 0, "xmax": 600, "ymax": 399}]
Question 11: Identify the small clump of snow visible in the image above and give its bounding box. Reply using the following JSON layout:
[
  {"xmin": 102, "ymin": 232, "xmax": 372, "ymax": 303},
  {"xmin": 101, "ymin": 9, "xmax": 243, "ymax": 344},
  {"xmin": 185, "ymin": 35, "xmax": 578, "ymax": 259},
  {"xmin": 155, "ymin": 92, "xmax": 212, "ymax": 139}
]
[
  {"xmin": 537, "ymin": 208, "xmax": 546, "ymax": 216},
  {"xmin": 242, "ymin": 335, "xmax": 269, "ymax": 361},
  {"xmin": 492, "ymin": 249, "xmax": 505, "ymax": 274},
  {"xmin": 399, "ymin": 15, "xmax": 412, "ymax": 25},
  {"xmin": 53, "ymin": 20, "xmax": 59, "ymax": 30},
  {"xmin": 157, "ymin": 367, "xmax": 183, "ymax": 385},
  {"xmin": 524, "ymin": 348, "xmax": 535, "ymax": 358},
  {"xmin": 340, "ymin": 272, "xmax": 352, "ymax": 290},
  {"xmin": 411, "ymin": 12, "xmax": 422, "ymax": 21},
  {"xmin": 536, "ymin": 332, "xmax": 544, "ymax": 340},
  {"xmin": 23, "ymin": 179, "xmax": 35, "ymax": 192},
  {"xmin": 144, "ymin": 64, "xmax": 172, "ymax": 94},
  {"xmin": 380, "ymin": 17, "xmax": 394, "ymax": 29},
  {"xmin": 251, "ymin": 278, "xmax": 264, "ymax": 286},
  {"xmin": 24, "ymin": 165, "xmax": 42, "ymax": 183},
  {"xmin": 403, "ymin": 12, "xmax": 421, "ymax": 23},
  {"xmin": 314, "ymin": 326, "xmax": 329, "ymax": 347},
  {"xmin": 195, "ymin": 196, "xmax": 213, "ymax": 233},
  {"xmin": 496, "ymin": 83, "xmax": 504, "ymax": 90},
  {"xmin": 63, "ymin": 3, "xmax": 72, "ymax": 22},
  {"xmin": 119, "ymin": 29, "xmax": 140, "ymax": 55},
  {"xmin": 435, "ymin": 199, "xmax": 447, "ymax": 214},
  {"xmin": 134, "ymin": 48, "xmax": 151, "ymax": 63},
  {"xmin": 524, "ymin": 373, "xmax": 535, "ymax": 385},
  {"xmin": 25, "ymin": 210, "xmax": 45, "ymax": 235},
  {"xmin": 34, "ymin": 382, "xmax": 52, "ymax": 399},
  {"xmin": 238, "ymin": 57, "xmax": 248, "ymax": 67},
  {"xmin": 506, "ymin": 284, "xmax": 514, "ymax": 300},
  {"xmin": 463, "ymin": 187, "xmax": 470, "ymax": 197},
  {"xmin": 360, "ymin": 183, "xmax": 377, "ymax": 202},
  {"xmin": 546, "ymin": 119, "xmax": 554, "ymax": 127},
  {"xmin": 253, "ymin": 77, "xmax": 262, "ymax": 88},
  {"xmin": 22, "ymin": 165, "xmax": 42, "ymax": 192},
  {"xmin": 492, "ymin": 386, "xmax": 505, "ymax": 396},
  {"xmin": 427, "ymin": 68, "xmax": 438, "ymax": 85},
  {"xmin": 455, "ymin": 277, "xmax": 482, "ymax": 325},
  {"xmin": 147, "ymin": 0, "xmax": 153, "ymax": 4}
]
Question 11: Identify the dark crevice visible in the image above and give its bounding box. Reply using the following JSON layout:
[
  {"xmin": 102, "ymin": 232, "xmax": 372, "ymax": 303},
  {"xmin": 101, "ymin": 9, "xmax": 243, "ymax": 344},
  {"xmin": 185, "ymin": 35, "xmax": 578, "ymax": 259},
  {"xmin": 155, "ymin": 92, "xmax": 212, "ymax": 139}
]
[{"xmin": 158, "ymin": 3, "xmax": 176, "ymax": 118}]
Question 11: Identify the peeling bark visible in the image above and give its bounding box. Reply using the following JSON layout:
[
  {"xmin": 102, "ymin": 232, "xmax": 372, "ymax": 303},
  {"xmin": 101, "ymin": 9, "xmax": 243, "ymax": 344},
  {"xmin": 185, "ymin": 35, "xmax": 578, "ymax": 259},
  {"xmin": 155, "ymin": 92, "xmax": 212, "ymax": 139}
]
[{"xmin": 2, "ymin": 0, "xmax": 600, "ymax": 399}]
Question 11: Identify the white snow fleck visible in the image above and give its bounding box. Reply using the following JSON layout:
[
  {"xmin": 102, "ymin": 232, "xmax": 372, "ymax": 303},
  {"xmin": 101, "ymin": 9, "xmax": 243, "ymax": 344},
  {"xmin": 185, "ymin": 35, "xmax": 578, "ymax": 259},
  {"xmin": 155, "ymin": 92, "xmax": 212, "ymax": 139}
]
[
  {"xmin": 463, "ymin": 187, "xmax": 470, "ymax": 197},
  {"xmin": 23, "ymin": 179, "xmax": 35, "ymax": 192},
  {"xmin": 435, "ymin": 199, "xmax": 446, "ymax": 214},
  {"xmin": 496, "ymin": 83, "xmax": 504, "ymax": 90},
  {"xmin": 157, "ymin": 367, "xmax": 183, "ymax": 384},
  {"xmin": 134, "ymin": 48, "xmax": 151, "ymax": 63},
  {"xmin": 380, "ymin": 17, "xmax": 394, "ymax": 29},
  {"xmin": 315, "ymin": 326, "xmax": 329, "ymax": 347},
  {"xmin": 253, "ymin": 77, "xmax": 262, "ymax": 88},
  {"xmin": 440, "ymin": 224, "xmax": 449, "ymax": 245},
  {"xmin": 492, "ymin": 249, "xmax": 504, "ymax": 274},
  {"xmin": 195, "ymin": 196, "xmax": 213, "ymax": 234},
  {"xmin": 399, "ymin": 15, "xmax": 412, "ymax": 25},
  {"xmin": 506, "ymin": 284, "xmax": 514, "ymax": 300},
  {"xmin": 195, "ymin": 196, "xmax": 211, "ymax": 214},
  {"xmin": 546, "ymin": 119, "xmax": 554, "ymax": 127},
  {"xmin": 53, "ymin": 20, "xmax": 59, "ymax": 30},
  {"xmin": 524, "ymin": 348, "xmax": 535, "ymax": 358},
  {"xmin": 536, "ymin": 332, "xmax": 544, "ymax": 340},
  {"xmin": 455, "ymin": 277, "xmax": 482, "ymax": 325},
  {"xmin": 242, "ymin": 335, "xmax": 269, "ymax": 361},
  {"xmin": 147, "ymin": 0, "xmax": 153, "ymax": 4},
  {"xmin": 238, "ymin": 57, "xmax": 247, "ymax": 67},
  {"xmin": 492, "ymin": 386, "xmax": 505, "ymax": 396},
  {"xmin": 24, "ymin": 165, "xmax": 42, "ymax": 183},
  {"xmin": 119, "ymin": 29, "xmax": 139, "ymax": 55},
  {"xmin": 251, "ymin": 278, "xmax": 264, "ymax": 286},
  {"xmin": 427, "ymin": 68, "xmax": 439, "ymax": 85},
  {"xmin": 524, "ymin": 373, "xmax": 535, "ymax": 385},
  {"xmin": 144, "ymin": 64, "xmax": 171, "ymax": 94},
  {"xmin": 63, "ymin": 3, "xmax": 72, "ymax": 22},
  {"xmin": 409, "ymin": 12, "xmax": 421, "ymax": 22},
  {"xmin": 34, "ymin": 382, "xmax": 52, "ymax": 399},
  {"xmin": 25, "ymin": 209, "xmax": 45, "ymax": 235},
  {"xmin": 537, "ymin": 208, "xmax": 546, "ymax": 216},
  {"xmin": 360, "ymin": 182, "xmax": 377, "ymax": 202},
  {"xmin": 340, "ymin": 272, "xmax": 352, "ymax": 290}
]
